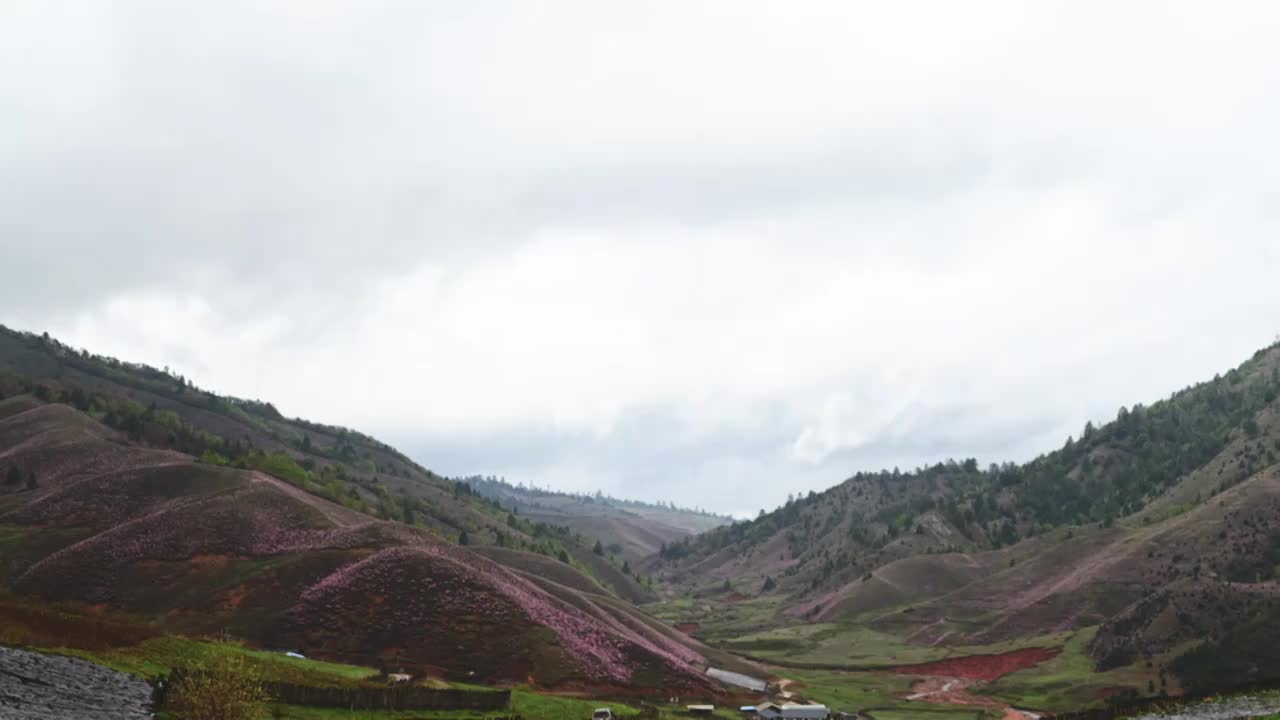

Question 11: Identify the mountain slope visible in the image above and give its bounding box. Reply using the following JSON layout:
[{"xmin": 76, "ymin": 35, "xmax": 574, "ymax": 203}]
[
  {"xmin": 661, "ymin": 342, "xmax": 1280, "ymax": 599},
  {"xmin": 652, "ymin": 341, "xmax": 1280, "ymax": 696},
  {"xmin": 0, "ymin": 325, "xmax": 653, "ymax": 602},
  {"xmin": 0, "ymin": 399, "xmax": 722, "ymax": 693},
  {"xmin": 463, "ymin": 476, "xmax": 728, "ymax": 562}
]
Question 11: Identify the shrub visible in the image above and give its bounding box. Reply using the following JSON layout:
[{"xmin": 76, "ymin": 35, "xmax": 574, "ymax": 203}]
[{"xmin": 165, "ymin": 646, "xmax": 270, "ymax": 720}]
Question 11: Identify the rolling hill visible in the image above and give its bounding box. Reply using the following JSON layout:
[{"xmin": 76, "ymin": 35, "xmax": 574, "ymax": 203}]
[
  {"xmin": 463, "ymin": 475, "xmax": 729, "ymax": 563},
  {"xmin": 0, "ymin": 397, "xmax": 737, "ymax": 694},
  {"xmin": 0, "ymin": 325, "xmax": 764, "ymax": 697},
  {"xmin": 651, "ymin": 340, "xmax": 1280, "ymax": 696},
  {"xmin": 0, "ymin": 325, "xmax": 656, "ymax": 602}
]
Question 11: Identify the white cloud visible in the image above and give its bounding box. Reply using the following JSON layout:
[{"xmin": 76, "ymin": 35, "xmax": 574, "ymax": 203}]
[{"xmin": 3, "ymin": 1, "xmax": 1280, "ymax": 512}]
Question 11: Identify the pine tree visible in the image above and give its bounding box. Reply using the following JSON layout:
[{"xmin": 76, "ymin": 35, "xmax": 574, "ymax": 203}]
[
  {"xmin": 592, "ymin": 540, "xmax": 604, "ymax": 555},
  {"xmin": 4, "ymin": 466, "xmax": 19, "ymax": 486},
  {"xmin": 458, "ymin": 530, "xmax": 469, "ymax": 546},
  {"xmin": 25, "ymin": 471, "xmax": 37, "ymax": 491}
]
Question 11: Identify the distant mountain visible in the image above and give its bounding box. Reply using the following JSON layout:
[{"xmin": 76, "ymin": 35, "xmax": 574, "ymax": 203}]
[
  {"xmin": 0, "ymin": 400, "xmax": 726, "ymax": 691},
  {"xmin": 653, "ymin": 340, "xmax": 1280, "ymax": 693},
  {"xmin": 0, "ymin": 324, "xmax": 766, "ymax": 692},
  {"xmin": 0, "ymin": 324, "xmax": 653, "ymax": 601},
  {"xmin": 462, "ymin": 476, "xmax": 729, "ymax": 563}
]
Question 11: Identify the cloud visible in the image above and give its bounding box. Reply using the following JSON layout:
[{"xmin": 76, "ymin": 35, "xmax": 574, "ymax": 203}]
[{"xmin": 2, "ymin": 1, "xmax": 1280, "ymax": 513}]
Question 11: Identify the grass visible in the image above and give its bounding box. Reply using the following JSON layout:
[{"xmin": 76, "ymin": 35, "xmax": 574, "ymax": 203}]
[
  {"xmin": 511, "ymin": 688, "xmax": 641, "ymax": 719},
  {"xmin": 722, "ymin": 621, "xmax": 1073, "ymax": 669},
  {"xmin": 267, "ymin": 707, "xmax": 507, "ymax": 719},
  {"xmin": 645, "ymin": 596, "xmax": 789, "ymax": 642},
  {"xmin": 780, "ymin": 668, "xmax": 999, "ymax": 719},
  {"xmin": 782, "ymin": 668, "xmax": 914, "ymax": 708},
  {"xmin": 48, "ymin": 635, "xmax": 380, "ymax": 686},
  {"xmin": 978, "ymin": 627, "xmax": 1156, "ymax": 713}
]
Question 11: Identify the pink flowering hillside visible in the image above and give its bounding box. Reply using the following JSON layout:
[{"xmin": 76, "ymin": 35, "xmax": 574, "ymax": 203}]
[
  {"xmin": 0, "ymin": 401, "xmax": 719, "ymax": 695},
  {"xmin": 281, "ymin": 544, "xmax": 714, "ymax": 690}
]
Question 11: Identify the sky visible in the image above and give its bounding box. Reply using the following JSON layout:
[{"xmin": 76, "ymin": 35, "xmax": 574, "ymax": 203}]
[{"xmin": 3, "ymin": 2, "xmax": 1280, "ymax": 516}]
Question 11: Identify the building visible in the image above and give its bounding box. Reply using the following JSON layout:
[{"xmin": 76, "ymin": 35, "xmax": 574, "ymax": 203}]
[
  {"xmin": 755, "ymin": 702, "xmax": 830, "ymax": 720},
  {"xmin": 687, "ymin": 705, "xmax": 715, "ymax": 715}
]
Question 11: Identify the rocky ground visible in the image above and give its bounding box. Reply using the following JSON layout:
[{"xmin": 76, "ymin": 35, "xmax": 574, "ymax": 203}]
[
  {"xmin": 0, "ymin": 645, "xmax": 152, "ymax": 720},
  {"xmin": 1132, "ymin": 692, "xmax": 1280, "ymax": 720}
]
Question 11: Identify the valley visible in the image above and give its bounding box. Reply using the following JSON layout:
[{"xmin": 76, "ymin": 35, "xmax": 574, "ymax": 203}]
[{"xmin": 4, "ymin": 325, "xmax": 1280, "ymax": 719}]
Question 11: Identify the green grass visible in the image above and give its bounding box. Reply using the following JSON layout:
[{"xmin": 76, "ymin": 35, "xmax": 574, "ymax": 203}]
[
  {"xmin": 44, "ymin": 636, "xmax": 378, "ymax": 686},
  {"xmin": 645, "ymin": 596, "xmax": 789, "ymax": 642},
  {"xmin": 982, "ymin": 627, "xmax": 1149, "ymax": 712},
  {"xmin": 267, "ymin": 706, "xmax": 507, "ymax": 719},
  {"xmin": 782, "ymin": 668, "xmax": 914, "ymax": 708},
  {"xmin": 723, "ymin": 622, "xmax": 1072, "ymax": 669},
  {"xmin": 866, "ymin": 710, "xmax": 996, "ymax": 720},
  {"xmin": 511, "ymin": 688, "xmax": 641, "ymax": 719},
  {"xmin": 780, "ymin": 668, "xmax": 999, "ymax": 719}
]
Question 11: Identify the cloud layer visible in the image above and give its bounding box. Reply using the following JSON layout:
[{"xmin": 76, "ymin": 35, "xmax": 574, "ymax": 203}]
[{"xmin": 3, "ymin": 1, "xmax": 1279, "ymax": 515}]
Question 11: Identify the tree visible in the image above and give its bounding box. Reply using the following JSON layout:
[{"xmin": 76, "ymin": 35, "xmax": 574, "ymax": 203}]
[
  {"xmin": 721, "ymin": 579, "xmax": 732, "ymax": 593},
  {"xmin": 458, "ymin": 530, "xmax": 470, "ymax": 546},
  {"xmin": 592, "ymin": 540, "xmax": 604, "ymax": 556},
  {"xmin": 622, "ymin": 560, "xmax": 631, "ymax": 575},
  {"xmin": 25, "ymin": 472, "xmax": 36, "ymax": 492},
  {"xmin": 4, "ymin": 466, "xmax": 19, "ymax": 487},
  {"xmin": 164, "ymin": 644, "xmax": 269, "ymax": 720},
  {"xmin": 762, "ymin": 576, "xmax": 777, "ymax": 592}
]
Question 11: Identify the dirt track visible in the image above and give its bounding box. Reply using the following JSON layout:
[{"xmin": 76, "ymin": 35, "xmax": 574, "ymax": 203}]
[
  {"xmin": 894, "ymin": 649, "xmax": 1056, "ymax": 720},
  {"xmin": 0, "ymin": 645, "xmax": 152, "ymax": 719}
]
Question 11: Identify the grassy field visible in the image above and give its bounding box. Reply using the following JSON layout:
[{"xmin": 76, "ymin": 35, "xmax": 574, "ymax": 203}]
[
  {"xmin": 984, "ymin": 627, "xmax": 1163, "ymax": 713},
  {"xmin": 645, "ymin": 596, "xmax": 790, "ymax": 642},
  {"xmin": 45, "ymin": 635, "xmax": 379, "ymax": 687},
  {"xmin": 780, "ymin": 668, "xmax": 1001, "ymax": 719},
  {"xmin": 720, "ymin": 621, "xmax": 1074, "ymax": 669}
]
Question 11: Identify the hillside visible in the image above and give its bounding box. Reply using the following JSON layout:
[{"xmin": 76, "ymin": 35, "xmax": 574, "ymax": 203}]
[
  {"xmin": 463, "ymin": 476, "xmax": 728, "ymax": 563},
  {"xmin": 651, "ymin": 341, "xmax": 1280, "ymax": 698},
  {"xmin": 0, "ymin": 398, "xmax": 739, "ymax": 694},
  {"xmin": 0, "ymin": 325, "xmax": 654, "ymax": 602}
]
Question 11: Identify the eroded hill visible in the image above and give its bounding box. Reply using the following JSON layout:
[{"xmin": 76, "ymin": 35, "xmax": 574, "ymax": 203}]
[
  {"xmin": 651, "ymin": 341, "xmax": 1280, "ymax": 695},
  {"xmin": 0, "ymin": 398, "xmax": 739, "ymax": 694}
]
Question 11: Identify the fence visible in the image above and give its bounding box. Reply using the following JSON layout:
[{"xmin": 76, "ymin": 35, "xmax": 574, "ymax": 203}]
[
  {"xmin": 265, "ymin": 682, "xmax": 512, "ymax": 710},
  {"xmin": 157, "ymin": 669, "xmax": 511, "ymax": 712}
]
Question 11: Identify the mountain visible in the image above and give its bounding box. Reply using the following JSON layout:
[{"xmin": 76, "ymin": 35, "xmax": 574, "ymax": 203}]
[
  {"xmin": 462, "ymin": 475, "xmax": 729, "ymax": 563},
  {"xmin": 652, "ymin": 341, "xmax": 1280, "ymax": 695},
  {"xmin": 0, "ymin": 326, "xmax": 754, "ymax": 695},
  {"xmin": 0, "ymin": 325, "xmax": 655, "ymax": 602}
]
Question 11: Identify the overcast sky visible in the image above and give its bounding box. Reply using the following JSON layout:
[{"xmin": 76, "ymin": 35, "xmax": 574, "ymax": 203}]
[{"xmin": 3, "ymin": 2, "xmax": 1280, "ymax": 516}]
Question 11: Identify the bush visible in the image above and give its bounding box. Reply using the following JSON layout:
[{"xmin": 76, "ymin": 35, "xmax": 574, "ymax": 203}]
[{"xmin": 165, "ymin": 646, "xmax": 270, "ymax": 720}]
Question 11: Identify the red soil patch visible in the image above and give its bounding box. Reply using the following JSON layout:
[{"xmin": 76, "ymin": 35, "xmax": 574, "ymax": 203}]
[
  {"xmin": 675, "ymin": 622, "xmax": 700, "ymax": 634},
  {"xmin": 890, "ymin": 647, "xmax": 1059, "ymax": 681}
]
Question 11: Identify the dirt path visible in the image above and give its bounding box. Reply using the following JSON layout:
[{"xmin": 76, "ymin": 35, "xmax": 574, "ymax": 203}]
[
  {"xmin": 903, "ymin": 675, "xmax": 1041, "ymax": 720},
  {"xmin": 893, "ymin": 649, "xmax": 1055, "ymax": 720},
  {"xmin": 0, "ymin": 645, "xmax": 152, "ymax": 720}
]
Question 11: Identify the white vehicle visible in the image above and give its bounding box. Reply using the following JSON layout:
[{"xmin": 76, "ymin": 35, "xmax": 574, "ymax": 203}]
[{"xmin": 592, "ymin": 709, "xmax": 614, "ymax": 720}]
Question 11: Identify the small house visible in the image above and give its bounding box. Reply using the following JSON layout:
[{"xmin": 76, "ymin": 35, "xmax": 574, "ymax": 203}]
[{"xmin": 756, "ymin": 702, "xmax": 830, "ymax": 720}]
